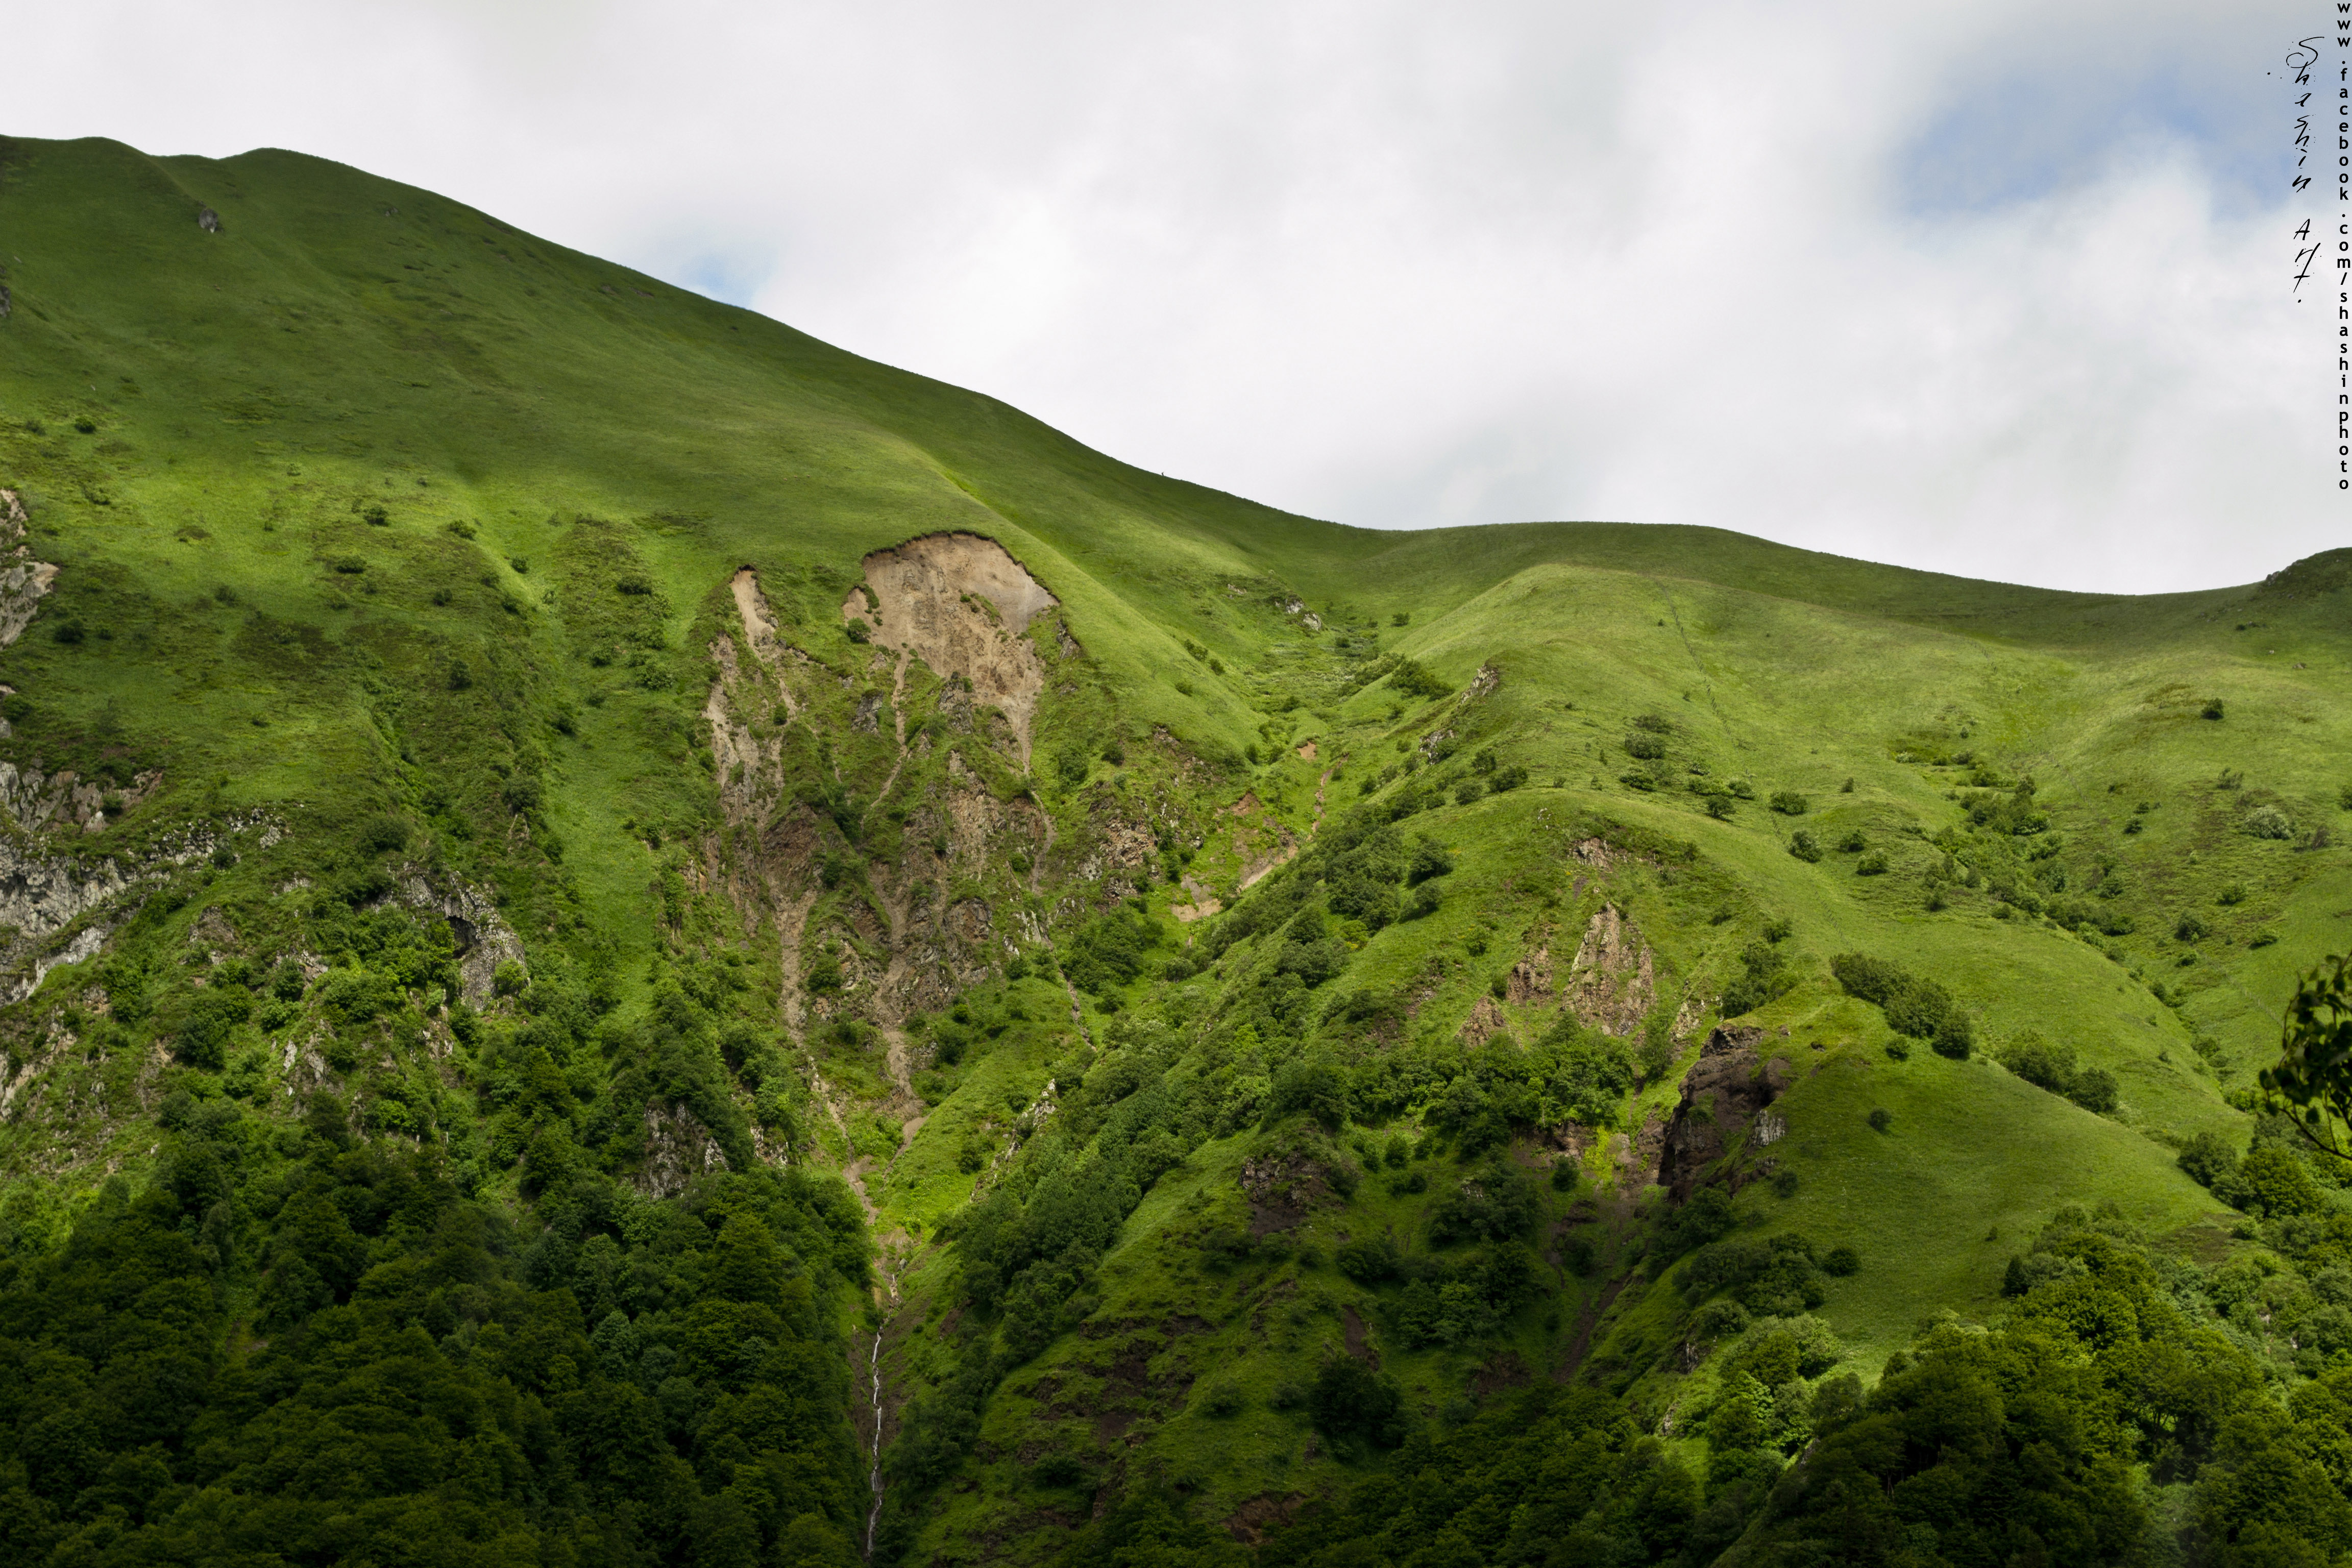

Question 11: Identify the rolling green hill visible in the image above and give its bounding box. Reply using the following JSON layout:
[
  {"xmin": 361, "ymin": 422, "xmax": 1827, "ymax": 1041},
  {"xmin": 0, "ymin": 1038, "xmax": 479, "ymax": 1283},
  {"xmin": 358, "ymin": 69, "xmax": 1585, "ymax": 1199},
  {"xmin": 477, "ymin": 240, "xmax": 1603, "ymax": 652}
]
[{"xmin": 0, "ymin": 133, "xmax": 2348, "ymax": 1567}]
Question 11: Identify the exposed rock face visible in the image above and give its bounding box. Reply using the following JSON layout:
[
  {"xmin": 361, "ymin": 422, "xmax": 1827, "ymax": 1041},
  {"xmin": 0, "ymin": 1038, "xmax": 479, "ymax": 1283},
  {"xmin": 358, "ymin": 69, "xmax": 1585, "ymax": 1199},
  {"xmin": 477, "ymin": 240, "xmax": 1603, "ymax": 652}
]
[
  {"xmin": 0, "ymin": 491, "xmax": 58, "ymax": 649},
  {"xmin": 640, "ymin": 1102, "xmax": 728, "ymax": 1197},
  {"xmin": 1072, "ymin": 814, "xmax": 1157, "ymax": 897},
  {"xmin": 0, "ymin": 811, "xmax": 277, "ymax": 1005},
  {"xmin": 843, "ymin": 533, "xmax": 1058, "ymax": 767},
  {"xmin": 0, "ymin": 762, "xmax": 161, "ymax": 837},
  {"xmin": 1238, "ymin": 1152, "xmax": 1328, "ymax": 1235},
  {"xmin": 708, "ymin": 573, "xmax": 1042, "ymax": 1037},
  {"xmin": 1170, "ymin": 876, "xmax": 1223, "ymax": 923},
  {"xmin": 3, "ymin": 924, "xmax": 105, "ymax": 1006},
  {"xmin": 1505, "ymin": 941, "xmax": 1553, "ymax": 1003},
  {"xmin": 1225, "ymin": 792, "xmax": 1297, "ymax": 892},
  {"xmin": 1565, "ymin": 904, "xmax": 1653, "ymax": 1035},
  {"xmin": 1458, "ymin": 994, "xmax": 1509, "ymax": 1046},
  {"xmin": 0, "ymin": 833, "xmax": 134, "ymax": 956},
  {"xmin": 197, "ymin": 207, "xmax": 220, "ymax": 232},
  {"xmin": 396, "ymin": 875, "xmax": 526, "ymax": 1005},
  {"xmin": 1655, "ymin": 1025, "xmax": 1792, "ymax": 1198}
]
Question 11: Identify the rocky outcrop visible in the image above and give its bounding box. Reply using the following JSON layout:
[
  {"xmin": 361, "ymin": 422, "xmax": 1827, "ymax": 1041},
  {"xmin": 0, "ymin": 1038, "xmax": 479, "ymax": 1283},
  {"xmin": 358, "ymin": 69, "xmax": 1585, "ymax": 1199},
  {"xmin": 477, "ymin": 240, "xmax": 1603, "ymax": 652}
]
[
  {"xmin": 1238, "ymin": 1150, "xmax": 1331, "ymax": 1235},
  {"xmin": 0, "ymin": 762, "xmax": 162, "ymax": 836},
  {"xmin": 2, "ymin": 924, "xmax": 106, "ymax": 1007},
  {"xmin": 395, "ymin": 874, "xmax": 525, "ymax": 1004},
  {"xmin": 0, "ymin": 811, "xmax": 279, "ymax": 1006},
  {"xmin": 640, "ymin": 1101, "xmax": 728, "ymax": 1197},
  {"xmin": 1565, "ymin": 904, "xmax": 1653, "ymax": 1035},
  {"xmin": 0, "ymin": 836, "xmax": 139, "ymax": 950},
  {"xmin": 1505, "ymin": 941, "xmax": 1552, "ymax": 1003},
  {"xmin": 1655, "ymin": 1025, "xmax": 1792, "ymax": 1198},
  {"xmin": 0, "ymin": 491, "xmax": 57, "ymax": 649},
  {"xmin": 709, "ymin": 575, "xmax": 1044, "ymax": 1035},
  {"xmin": 1458, "ymin": 995, "xmax": 1509, "ymax": 1046},
  {"xmin": 1069, "ymin": 813, "xmax": 1158, "ymax": 900}
]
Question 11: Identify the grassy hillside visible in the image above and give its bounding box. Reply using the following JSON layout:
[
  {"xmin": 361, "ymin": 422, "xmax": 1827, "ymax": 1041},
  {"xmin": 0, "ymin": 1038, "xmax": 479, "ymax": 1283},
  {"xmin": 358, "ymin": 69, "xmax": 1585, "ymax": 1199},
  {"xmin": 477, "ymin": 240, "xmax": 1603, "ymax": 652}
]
[{"xmin": 0, "ymin": 133, "xmax": 2348, "ymax": 1566}]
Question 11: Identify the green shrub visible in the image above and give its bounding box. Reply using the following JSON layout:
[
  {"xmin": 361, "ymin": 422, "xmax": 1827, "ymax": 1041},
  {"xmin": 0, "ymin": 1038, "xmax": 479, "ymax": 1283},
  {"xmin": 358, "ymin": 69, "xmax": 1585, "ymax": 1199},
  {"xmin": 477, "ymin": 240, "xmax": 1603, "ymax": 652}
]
[
  {"xmin": 844, "ymin": 619, "xmax": 870, "ymax": 644},
  {"xmin": 1769, "ymin": 791, "xmax": 1808, "ymax": 816},
  {"xmin": 174, "ymin": 989, "xmax": 253, "ymax": 1070},
  {"xmin": 1388, "ymin": 657, "xmax": 1451, "ymax": 700},
  {"xmin": 1033, "ymin": 1454, "xmax": 1086, "ymax": 1488},
  {"xmin": 1308, "ymin": 1357, "xmax": 1404, "ymax": 1449},
  {"xmin": 1832, "ymin": 953, "xmax": 1971, "ymax": 1058},
  {"xmin": 1407, "ymin": 836, "xmax": 1453, "ymax": 884},
  {"xmin": 2070, "ymin": 1068, "xmax": 2118, "ymax": 1114},
  {"xmin": 1427, "ymin": 1162, "xmax": 1541, "ymax": 1245},
  {"xmin": 1788, "ymin": 830, "xmax": 1822, "ymax": 863},
  {"xmin": 1683, "ymin": 1233, "xmax": 1828, "ymax": 1316},
  {"xmin": 2176, "ymin": 1130, "xmax": 2241, "ymax": 1191},
  {"xmin": 1868, "ymin": 1108, "xmax": 1892, "ymax": 1133},
  {"xmin": 1263, "ymin": 1060, "xmax": 1348, "ymax": 1133},
  {"xmin": 1856, "ymin": 851, "xmax": 1888, "ymax": 875},
  {"xmin": 1720, "ymin": 940, "xmax": 1795, "ymax": 1018},
  {"xmin": 1624, "ymin": 732, "xmax": 1667, "ymax": 761},
  {"xmin": 2200, "ymin": 697, "xmax": 2224, "ymax": 720},
  {"xmin": 1657, "ymin": 1187, "xmax": 1736, "ymax": 1257},
  {"xmin": 2244, "ymin": 806, "xmax": 2295, "ymax": 840},
  {"xmin": 2175, "ymin": 913, "xmax": 2209, "ymax": 942}
]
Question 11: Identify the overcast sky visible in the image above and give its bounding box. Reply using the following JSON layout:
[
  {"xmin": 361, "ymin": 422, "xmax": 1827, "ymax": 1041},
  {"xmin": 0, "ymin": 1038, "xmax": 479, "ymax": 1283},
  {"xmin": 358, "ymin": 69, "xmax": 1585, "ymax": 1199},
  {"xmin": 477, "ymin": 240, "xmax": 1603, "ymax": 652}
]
[{"xmin": 11, "ymin": 1, "xmax": 2336, "ymax": 592}]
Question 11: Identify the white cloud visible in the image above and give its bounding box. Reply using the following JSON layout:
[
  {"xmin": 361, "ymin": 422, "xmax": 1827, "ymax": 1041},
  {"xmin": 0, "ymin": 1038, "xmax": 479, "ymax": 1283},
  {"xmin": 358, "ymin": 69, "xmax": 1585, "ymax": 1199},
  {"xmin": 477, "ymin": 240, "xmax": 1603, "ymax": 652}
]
[{"xmin": 6, "ymin": 0, "xmax": 2331, "ymax": 591}]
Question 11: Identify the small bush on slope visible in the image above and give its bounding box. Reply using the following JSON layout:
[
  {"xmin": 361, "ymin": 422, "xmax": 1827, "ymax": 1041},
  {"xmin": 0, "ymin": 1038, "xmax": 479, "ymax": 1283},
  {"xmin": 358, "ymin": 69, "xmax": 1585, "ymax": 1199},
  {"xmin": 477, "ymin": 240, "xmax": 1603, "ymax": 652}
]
[{"xmin": 1831, "ymin": 951, "xmax": 1974, "ymax": 1059}]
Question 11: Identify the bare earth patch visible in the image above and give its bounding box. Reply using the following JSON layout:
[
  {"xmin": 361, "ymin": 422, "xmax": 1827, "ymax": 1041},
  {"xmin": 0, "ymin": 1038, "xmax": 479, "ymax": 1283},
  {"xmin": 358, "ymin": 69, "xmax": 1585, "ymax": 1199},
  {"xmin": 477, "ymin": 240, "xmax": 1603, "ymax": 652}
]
[{"xmin": 843, "ymin": 533, "xmax": 1058, "ymax": 768}]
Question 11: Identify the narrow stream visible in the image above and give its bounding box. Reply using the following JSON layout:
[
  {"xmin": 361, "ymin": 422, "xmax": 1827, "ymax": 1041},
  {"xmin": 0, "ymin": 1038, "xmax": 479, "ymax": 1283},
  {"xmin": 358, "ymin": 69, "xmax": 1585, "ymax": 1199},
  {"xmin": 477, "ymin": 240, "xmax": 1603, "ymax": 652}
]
[{"xmin": 864, "ymin": 1324, "xmax": 886, "ymax": 1557}]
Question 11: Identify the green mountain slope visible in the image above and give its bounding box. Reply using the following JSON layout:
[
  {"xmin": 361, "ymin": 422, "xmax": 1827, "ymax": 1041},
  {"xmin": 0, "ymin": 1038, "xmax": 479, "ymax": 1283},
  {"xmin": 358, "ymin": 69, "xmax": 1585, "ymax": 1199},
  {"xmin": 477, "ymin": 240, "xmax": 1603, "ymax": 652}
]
[{"xmin": 0, "ymin": 133, "xmax": 2348, "ymax": 1566}]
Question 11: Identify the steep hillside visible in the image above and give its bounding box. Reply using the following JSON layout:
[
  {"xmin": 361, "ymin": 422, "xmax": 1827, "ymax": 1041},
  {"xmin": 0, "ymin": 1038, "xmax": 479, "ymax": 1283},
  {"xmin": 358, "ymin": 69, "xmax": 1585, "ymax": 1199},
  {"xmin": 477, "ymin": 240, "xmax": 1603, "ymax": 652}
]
[{"xmin": 0, "ymin": 133, "xmax": 2348, "ymax": 1566}]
